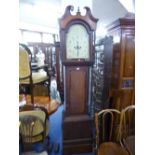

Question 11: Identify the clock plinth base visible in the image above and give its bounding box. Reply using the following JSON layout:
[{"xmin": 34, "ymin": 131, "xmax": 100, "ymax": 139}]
[
  {"xmin": 62, "ymin": 113, "xmax": 93, "ymax": 154},
  {"xmin": 63, "ymin": 142, "xmax": 92, "ymax": 155}
]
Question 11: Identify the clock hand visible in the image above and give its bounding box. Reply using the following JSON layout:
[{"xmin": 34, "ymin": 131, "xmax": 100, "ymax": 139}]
[{"xmin": 74, "ymin": 41, "xmax": 81, "ymax": 57}]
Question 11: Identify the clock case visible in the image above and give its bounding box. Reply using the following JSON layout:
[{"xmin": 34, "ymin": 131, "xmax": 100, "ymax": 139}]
[{"xmin": 59, "ymin": 5, "xmax": 98, "ymax": 154}]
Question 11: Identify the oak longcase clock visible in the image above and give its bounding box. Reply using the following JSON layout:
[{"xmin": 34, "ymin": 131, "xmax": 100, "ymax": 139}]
[{"xmin": 59, "ymin": 5, "xmax": 98, "ymax": 154}]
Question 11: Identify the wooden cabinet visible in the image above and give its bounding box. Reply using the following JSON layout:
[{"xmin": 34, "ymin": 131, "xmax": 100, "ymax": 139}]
[
  {"xmin": 106, "ymin": 14, "xmax": 135, "ymax": 111},
  {"xmin": 92, "ymin": 36, "xmax": 113, "ymax": 111},
  {"xmin": 54, "ymin": 41, "xmax": 64, "ymax": 101},
  {"xmin": 96, "ymin": 13, "xmax": 135, "ymax": 142}
]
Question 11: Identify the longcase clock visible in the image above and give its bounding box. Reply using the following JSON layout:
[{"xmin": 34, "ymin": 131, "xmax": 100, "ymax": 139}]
[{"xmin": 59, "ymin": 5, "xmax": 98, "ymax": 154}]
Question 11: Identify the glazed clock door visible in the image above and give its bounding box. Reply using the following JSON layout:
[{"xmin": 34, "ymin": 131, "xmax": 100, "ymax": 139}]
[{"xmin": 66, "ymin": 24, "xmax": 89, "ymax": 60}]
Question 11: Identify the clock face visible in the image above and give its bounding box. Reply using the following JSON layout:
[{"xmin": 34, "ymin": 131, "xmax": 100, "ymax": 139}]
[{"xmin": 66, "ymin": 24, "xmax": 89, "ymax": 59}]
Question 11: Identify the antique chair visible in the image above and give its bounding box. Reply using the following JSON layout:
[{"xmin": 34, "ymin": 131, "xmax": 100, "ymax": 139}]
[
  {"xmin": 19, "ymin": 105, "xmax": 51, "ymax": 153},
  {"xmin": 119, "ymin": 105, "xmax": 135, "ymax": 155},
  {"xmin": 19, "ymin": 43, "xmax": 51, "ymax": 104},
  {"xmin": 95, "ymin": 109, "xmax": 129, "ymax": 155}
]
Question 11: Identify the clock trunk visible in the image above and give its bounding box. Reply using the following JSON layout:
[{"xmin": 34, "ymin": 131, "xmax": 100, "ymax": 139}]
[{"xmin": 65, "ymin": 66, "xmax": 89, "ymax": 116}]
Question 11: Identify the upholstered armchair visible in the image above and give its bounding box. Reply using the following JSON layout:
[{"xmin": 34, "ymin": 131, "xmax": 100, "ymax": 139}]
[
  {"xmin": 19, "ymin": 105, "xmax": 51, "ymax": 153},
  {"xmin": 19, "ymin": 43, "xmax": 51, "ymax": 104}
]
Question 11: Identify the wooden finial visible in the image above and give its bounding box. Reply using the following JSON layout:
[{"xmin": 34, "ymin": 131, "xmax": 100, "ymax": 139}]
[{"xmin": 77, "ymin": 6, "xmax": 81, "ymax": 15}]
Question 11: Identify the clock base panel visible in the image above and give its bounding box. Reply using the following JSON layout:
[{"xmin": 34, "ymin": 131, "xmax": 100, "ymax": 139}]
[{"xmin": 62, "ymin": 114, "xmax": 93, "ymax": 154}]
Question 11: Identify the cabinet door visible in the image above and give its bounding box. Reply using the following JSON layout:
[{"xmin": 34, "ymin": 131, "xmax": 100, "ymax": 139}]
[
  {"xmin": 66, "ymin": 66, "xmax": 89, "ymax": 115},
  {"xmin": 122, "ymin": 32, "xmax": 135, "ymax": 78}
]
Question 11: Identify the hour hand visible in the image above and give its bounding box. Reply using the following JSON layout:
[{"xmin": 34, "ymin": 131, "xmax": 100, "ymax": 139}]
[{"xmin": 74, "ymin": 41, "xmax": 81, "ymax": 57}]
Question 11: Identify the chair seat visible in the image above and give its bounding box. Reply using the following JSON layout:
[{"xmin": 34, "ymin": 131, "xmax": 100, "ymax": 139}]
[
  {"xmin": 20, "ymin": 72, "xmax": 49, "ymax": 84},
  {"xmin": 98, "ymin": 142, "xmax": 129, "ymax": 155}
]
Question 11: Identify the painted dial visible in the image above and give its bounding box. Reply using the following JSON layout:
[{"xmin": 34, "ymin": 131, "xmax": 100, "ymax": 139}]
[{"xmin": 66, "ymin": 24, "xmax": 89, "ymax": 59}]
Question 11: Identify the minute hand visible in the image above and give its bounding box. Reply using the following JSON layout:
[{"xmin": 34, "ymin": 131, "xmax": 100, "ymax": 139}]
[{"xmin": 74, "ymin": 41, "xmax": 81, "ymax": 57}]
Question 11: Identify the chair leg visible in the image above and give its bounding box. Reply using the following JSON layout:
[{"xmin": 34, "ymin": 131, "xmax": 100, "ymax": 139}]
[
  {"xmin": 48, "ymin": 79, "xmax": 51, "ymax": 100},
  {"xmin": 30, "ymin": 84, "xmax": 34, "ymax": 104},
  {"xmin": 46, "ymin": 136, "xmax": 52, "ymax": 153},
  {"xmin": 53, "ymin": 143, "xmax": 59, "ymax": 153},
  {"xmin": 20, "ymin": 135, "xmax": 24, "ymax": 153}
]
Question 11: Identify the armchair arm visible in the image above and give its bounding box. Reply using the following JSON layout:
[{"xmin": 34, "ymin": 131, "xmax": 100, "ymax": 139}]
[
  {"xmin": 31, "ymin": 64, "xmax": 48, "ymax": 71},
  {"xmin": 31, "ymin": 64, "xmax": 51, "ymax": 77}
]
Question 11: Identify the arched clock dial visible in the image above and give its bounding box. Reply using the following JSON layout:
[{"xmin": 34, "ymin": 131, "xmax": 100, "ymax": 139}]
[{"xmin": 66, "ymin": 24, "xmax": 89, "ymax": 59}]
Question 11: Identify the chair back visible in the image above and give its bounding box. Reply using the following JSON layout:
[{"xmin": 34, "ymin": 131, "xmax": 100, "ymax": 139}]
[
  {"xmin": 19, "ymin": 44, "xmax": 51, "ymax": 104},
  {"xmin": 95, "ymin": 109, "xmax": 121, "ymax": 150},
  {"xmin": 19, "ymin": 44, "xmax": 32, "ymax": 80},
  {"xmin": 119, "ymin": 105, "xmax": 135, "ymax": 140},
  {"xmin": 119, "ymin": 105, "xmax": 135, "ymax": 155},
  {"xmin": 19, "ymin": 106, "xmax": 49, "ymax": 144},
  {"xmin": 20, "ymin": 104, "xmax": 49, "ymax": 120}
]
